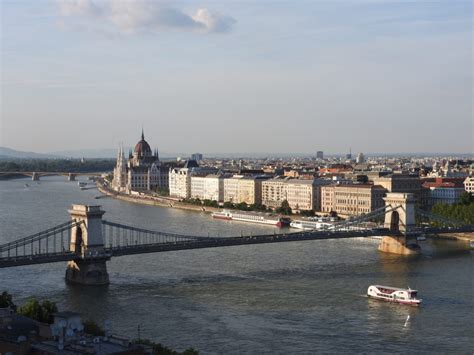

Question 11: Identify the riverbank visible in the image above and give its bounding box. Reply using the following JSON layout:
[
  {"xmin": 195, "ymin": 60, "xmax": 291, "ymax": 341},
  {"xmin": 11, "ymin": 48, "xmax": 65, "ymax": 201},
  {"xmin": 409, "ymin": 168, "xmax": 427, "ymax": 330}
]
[{"xmin": 97, "ymin": 182, "xmax": 221, "ymax": 214}]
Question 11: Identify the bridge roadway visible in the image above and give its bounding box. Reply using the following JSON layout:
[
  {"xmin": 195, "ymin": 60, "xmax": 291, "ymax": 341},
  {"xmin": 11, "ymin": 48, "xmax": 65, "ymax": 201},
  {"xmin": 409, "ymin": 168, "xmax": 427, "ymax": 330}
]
[{"xmin": 1, "ymin": 225, "xmax": 472, "ymax": 269}]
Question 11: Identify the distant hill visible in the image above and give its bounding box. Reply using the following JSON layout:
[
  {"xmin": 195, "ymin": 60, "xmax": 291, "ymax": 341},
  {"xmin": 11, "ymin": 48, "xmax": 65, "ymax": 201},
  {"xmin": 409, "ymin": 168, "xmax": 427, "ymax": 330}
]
[
  {"xmin": 50, "ymin": 148, "xmax": 178, "ymax": 159},
  {"xmin": 50, "ymin": 148, "xmax": 119, "ymax": 159},
  {"xmin": 0, "ymin": 146, "xmax": 178, "ymax": 159},
  {"xmin": 0, "ymin": 147, "xmax": 62, "ymax": 159}
]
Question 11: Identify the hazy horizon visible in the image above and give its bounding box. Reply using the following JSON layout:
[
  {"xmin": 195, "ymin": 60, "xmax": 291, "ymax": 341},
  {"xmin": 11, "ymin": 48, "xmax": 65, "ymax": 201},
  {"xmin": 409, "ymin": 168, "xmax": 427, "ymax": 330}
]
[{"xmin": 1, "ymin": 1, "xmax": 473, "ymax": 154}]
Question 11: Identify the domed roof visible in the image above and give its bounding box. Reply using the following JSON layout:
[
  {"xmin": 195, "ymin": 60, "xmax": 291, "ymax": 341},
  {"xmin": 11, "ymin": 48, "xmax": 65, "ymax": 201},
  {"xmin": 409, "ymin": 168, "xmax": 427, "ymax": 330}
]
[{"xmin": 134, "ymin": 130, "xmax": 152, "ymax": 156}]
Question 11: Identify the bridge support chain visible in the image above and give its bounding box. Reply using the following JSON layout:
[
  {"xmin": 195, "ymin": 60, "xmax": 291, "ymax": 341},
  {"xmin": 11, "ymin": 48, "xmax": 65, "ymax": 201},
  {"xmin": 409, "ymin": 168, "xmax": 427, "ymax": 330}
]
[
  {"xmin": 65, "ymin": 257, "xmax": 109, "ymax": 285},
  {"xmin": 378, "ymin": 235, "xmax": 420, "ymax": 255}
]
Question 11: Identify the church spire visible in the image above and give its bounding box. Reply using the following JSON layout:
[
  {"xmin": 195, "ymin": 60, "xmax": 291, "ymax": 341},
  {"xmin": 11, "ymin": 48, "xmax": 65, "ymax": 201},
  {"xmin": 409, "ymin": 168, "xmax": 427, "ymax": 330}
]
[{"xmin": 141, "ymin": 127, "xmax": 144, "ymax": 141}]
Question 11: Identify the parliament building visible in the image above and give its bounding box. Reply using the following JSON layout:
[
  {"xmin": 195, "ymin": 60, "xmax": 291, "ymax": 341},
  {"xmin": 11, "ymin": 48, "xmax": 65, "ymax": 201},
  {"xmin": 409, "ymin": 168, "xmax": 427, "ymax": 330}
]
[{"xmin": 112, "ymin": 130, "xmax": 168, "ymax": 193}]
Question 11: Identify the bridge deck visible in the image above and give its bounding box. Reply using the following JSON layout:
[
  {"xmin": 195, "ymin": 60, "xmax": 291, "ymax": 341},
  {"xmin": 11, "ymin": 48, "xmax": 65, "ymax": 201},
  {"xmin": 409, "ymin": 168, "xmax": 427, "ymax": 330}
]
[
  {"xmin": 0, "ymin": 226, "xmax": 472, "ymax": 269},
  {"xmin": 0, "ymin": 252, "xmax": 77, "ymax": 268}
]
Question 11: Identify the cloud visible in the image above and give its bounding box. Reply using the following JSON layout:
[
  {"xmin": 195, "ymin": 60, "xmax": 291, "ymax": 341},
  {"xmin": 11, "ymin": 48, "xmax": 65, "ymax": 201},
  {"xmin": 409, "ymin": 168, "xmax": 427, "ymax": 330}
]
[
  {"xmin": 56, "ymin": 0, "xmax": 235, "ymax": 34},
  {"xmin": 192, "ymin": 8, "xmax": 236, "ymax": 33}
]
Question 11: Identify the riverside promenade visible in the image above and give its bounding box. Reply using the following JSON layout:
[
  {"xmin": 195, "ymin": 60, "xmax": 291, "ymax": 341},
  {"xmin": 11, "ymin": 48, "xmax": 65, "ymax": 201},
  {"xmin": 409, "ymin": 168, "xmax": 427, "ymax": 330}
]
[{"xmin": 97, "ymin": 181, "xmax": 220, "ymax": 214}]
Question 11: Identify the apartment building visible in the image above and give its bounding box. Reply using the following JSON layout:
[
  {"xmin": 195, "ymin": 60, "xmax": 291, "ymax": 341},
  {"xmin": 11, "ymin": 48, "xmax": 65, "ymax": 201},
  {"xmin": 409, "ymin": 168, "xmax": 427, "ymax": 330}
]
[
  {"xmin": 190, "ymin": 175, "xmax": 207, "ymax": 200},
  {"xmin": 169, "ymin": 167, "xmax": 193, "ymax": 199},
  {"xmin": 223, "ymin": 175, "xmax": 265, "ymax": 205},
  {"xmin": 260, "ymin": 178, "xmax": 331, "ymax": 211},
  {"xmin": 190, "ymin": 174, "xmax": 225, "ymax": 202},
  {"xmin": 286, "ymin": 180, "xmax": 316, "ymax": 211},
  {"xmin": 169, "ymin": 161, "xmax": 216, "ymax": 199},
  {"xmin": 321, "ymin": 184, "xmax": 387, "ymax": 216},
  {"xmin": 261, "ymin": 178, "xmax": 287, "ymax": 208},
  {"xmin": 204, "ymin": 174, "xmax": 225, "ymax": 202},
  {"xmin": 223, "ymin": 176, "xmax": 241, "ymax": 203},
  {"xmin": 422, "ymin": 178, "xmax": 466, "ymax": 205}
]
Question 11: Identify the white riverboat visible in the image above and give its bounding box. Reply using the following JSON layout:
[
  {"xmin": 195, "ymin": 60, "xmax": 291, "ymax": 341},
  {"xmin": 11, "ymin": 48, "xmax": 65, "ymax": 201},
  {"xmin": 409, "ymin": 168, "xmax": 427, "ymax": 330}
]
[
  {"xmin": 289, "ymin": 220, "xmax": 334, "ymax": 231},
  {"xmin": 367, "ymin": 285, "xmax": 422, "ymax": 306},
  {"xmin": 211, "ymin": 210, "xmax": 291, "ymax": 227}
]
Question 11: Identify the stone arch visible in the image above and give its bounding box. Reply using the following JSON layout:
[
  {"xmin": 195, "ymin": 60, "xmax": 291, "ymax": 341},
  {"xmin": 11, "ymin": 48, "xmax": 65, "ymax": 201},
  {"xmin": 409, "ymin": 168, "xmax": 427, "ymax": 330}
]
[
  {"xmin": 73, "ymin": 226, "xmax": 84, "ymax": 254},
  {"xmin": 383, "ymin": 193, "xmax": 415, "ymax": 234},
  {"xmin": 70, "ymin": 221, "xmax": 87, "ymax": 255},
  {"xmin": 389, "ymin": 210, "xmax": 400, "ymax": 233}
]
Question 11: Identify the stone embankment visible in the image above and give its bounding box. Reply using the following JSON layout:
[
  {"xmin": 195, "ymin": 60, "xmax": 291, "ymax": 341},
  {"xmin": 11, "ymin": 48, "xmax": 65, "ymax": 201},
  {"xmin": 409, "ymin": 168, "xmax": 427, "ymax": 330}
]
[{"xmin": 96, "ymin": 182, "xmax": 220, "ymax": 214}]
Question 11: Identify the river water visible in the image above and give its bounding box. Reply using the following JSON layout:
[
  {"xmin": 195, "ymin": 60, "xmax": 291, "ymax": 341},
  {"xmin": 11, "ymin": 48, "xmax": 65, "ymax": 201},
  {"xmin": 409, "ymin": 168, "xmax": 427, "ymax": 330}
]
[{"xmin": 0, "ymin": 177, "xmax": 472, "ymax": 353}]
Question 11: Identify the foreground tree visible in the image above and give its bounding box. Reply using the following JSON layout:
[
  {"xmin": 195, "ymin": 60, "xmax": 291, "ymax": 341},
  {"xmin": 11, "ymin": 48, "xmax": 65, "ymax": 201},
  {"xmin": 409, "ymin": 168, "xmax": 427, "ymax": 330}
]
[
  {"xmin": 18, "ymin": 298, "xmax": 58, "ymax": 324},
  {"xmin": 0, "ymin": 291, "xmax": 17, "ymax": 311}
]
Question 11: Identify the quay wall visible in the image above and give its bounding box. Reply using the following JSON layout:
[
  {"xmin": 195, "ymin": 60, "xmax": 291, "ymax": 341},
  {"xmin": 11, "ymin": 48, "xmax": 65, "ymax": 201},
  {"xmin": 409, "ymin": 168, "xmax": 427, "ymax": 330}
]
[{"xmin": 96, "ymin": 183, "xmax": 220, "ymax": 214}]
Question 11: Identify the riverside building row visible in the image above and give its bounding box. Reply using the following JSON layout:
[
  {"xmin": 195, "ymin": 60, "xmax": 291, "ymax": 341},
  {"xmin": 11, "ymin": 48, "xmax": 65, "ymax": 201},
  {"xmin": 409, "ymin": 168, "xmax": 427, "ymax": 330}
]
[{"xmin": 110, "ymin": 133, "xmax": 473, "ymax": 215}]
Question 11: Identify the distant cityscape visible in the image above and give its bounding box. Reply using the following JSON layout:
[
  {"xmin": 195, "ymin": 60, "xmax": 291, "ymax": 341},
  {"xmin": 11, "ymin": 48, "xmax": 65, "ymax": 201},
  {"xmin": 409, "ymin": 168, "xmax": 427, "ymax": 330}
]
[{"xmin": 105, "ymin": 130, "xmax": 474, "ymax": 217}]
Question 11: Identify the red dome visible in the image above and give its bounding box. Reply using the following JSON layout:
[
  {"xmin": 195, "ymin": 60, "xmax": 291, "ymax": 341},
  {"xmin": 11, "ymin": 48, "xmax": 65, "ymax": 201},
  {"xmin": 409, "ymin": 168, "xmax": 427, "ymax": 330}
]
[{"xmin": 134, "ymin": 130, "xmax": 152, "ymax": 156}]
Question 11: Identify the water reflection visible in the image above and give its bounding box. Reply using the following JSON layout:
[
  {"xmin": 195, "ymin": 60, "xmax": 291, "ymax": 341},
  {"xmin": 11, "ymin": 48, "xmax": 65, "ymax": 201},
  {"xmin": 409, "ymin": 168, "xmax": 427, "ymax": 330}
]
[{"xmin": 1, "ymin": 177, "xmax": 473, "ymax": 353}]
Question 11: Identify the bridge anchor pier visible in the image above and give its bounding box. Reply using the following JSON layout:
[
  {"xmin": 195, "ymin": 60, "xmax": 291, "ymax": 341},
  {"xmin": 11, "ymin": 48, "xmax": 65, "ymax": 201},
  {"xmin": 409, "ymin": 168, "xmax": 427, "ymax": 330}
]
[
  {"xmin": 378, "ymin": 236, "xmax": 420, "ymax": 255},
  {"xmin": 65, "ymin": 258, "xmax": 109, "ymax": 285}
]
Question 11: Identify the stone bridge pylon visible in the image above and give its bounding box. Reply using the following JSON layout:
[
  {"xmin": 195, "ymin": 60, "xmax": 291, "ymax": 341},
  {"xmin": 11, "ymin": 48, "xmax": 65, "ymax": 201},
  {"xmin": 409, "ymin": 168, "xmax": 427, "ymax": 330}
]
[
  {"xmin": 65, "ymin": 205, "xmax": 110, "ymax": 285},
  {"xmin": 379, "ymin": 193, "xmax": 420, "ymax": 255}
]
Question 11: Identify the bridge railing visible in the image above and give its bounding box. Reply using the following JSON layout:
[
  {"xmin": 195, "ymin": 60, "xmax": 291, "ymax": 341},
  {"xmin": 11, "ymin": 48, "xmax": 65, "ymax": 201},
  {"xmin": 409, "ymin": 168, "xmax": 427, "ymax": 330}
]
[
  {"xmin": 101, "ymin": 220, "xmax": 216, "ymax": 250},
  {"xmin": 415, "ymin": 208, "xmax": 467, "ymax": 227},
  {"xmin": 0, "ymin": 220, "xmax": 82, "ymax": 260}
]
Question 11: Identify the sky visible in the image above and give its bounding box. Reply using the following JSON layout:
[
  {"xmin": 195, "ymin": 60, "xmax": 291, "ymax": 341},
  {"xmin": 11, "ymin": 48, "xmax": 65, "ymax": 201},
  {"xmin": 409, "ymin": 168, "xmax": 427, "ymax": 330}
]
[{"xmin": 1, "ymin": 0, "xmax": 472, "ymax": 155}]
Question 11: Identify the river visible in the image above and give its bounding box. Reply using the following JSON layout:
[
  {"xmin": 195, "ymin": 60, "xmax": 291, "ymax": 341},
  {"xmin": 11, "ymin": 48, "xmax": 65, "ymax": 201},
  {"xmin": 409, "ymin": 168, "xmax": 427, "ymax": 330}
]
[{"xmin": 0, "ymin": 176, "xmax": 472, "ymax": 353}]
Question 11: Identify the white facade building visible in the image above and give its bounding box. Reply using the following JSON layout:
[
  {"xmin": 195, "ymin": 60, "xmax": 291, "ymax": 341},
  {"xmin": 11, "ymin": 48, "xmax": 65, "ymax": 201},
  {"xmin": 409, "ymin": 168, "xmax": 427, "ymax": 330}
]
[
  {"xmin": 223, "ymin": 176, "xmax": 242, "ymax": 203},
  {"xmin": 190, "ymin": 174, "xmax": 225, "ymax": 201},
  {"xmin": 169, "ymin": 162, "xmax": 216, "ymax": 199},
  {"xmin": 204, "ymin": 175, "xmax": 225, "ymax": 202},
  {"xmin": 464, "ymin": 176, "xmax": 474, "ymax": 193}
]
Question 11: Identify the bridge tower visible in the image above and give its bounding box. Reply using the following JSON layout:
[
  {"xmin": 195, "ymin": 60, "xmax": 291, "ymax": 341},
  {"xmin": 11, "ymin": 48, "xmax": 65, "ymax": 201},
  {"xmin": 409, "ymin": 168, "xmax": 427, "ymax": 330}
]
[
  {"xmin": 379, "ymin": 193, "xmax": 420, "ymax": 255},
  {"xmin": 65, "ymin": 205, "xmax": 110, "ymax": 285},
  {"xmin": 31, "ymin": 172, "xmax": 39, "ymax": 181},
  {"xmin": 383, "ymin": 193, "xmax": 416, "ymax": 234},
  {"xmin": 68, "ymin": 173, "xmax": 76, "ymax": 181}
]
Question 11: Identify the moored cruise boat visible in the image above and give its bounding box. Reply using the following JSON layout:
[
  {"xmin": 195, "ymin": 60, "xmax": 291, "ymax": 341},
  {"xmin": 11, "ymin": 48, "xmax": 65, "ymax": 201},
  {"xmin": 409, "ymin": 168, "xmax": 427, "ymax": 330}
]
[
  {"xmin": 367, "ymin": 285, "xmax": 422, "ymax": 306},
  {"xmin": 290, "ymin": 220, "xmax": 334, "ymax": 231},
  {"xmin": 211, "ymin": 210, "xmax": 291, "ymax": 227},
  {"xmin": 211, "ymin": 210, "xmax": 232, "ymax": 220}
]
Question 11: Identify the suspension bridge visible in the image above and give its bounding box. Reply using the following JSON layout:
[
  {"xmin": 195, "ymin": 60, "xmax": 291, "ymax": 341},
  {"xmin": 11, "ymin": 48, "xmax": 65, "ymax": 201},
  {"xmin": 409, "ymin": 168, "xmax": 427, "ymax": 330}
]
[{"xmin": 0, "ymin": 193, "xmax": 472, "ymax": 285}]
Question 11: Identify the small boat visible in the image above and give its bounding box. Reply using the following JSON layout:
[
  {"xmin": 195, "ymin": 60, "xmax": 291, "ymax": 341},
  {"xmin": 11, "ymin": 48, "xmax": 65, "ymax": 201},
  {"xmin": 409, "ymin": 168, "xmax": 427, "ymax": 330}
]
[
  {"xmin": 367, "ymin": 285, "xmax": 422, "ymax": 306},
  {"xmin": 78, "ymin": 182, "xmax": 87, "ymax": 187},
  {"xmin": 24, "ymin": 183, "xmax": 30, "ymax": 188}
]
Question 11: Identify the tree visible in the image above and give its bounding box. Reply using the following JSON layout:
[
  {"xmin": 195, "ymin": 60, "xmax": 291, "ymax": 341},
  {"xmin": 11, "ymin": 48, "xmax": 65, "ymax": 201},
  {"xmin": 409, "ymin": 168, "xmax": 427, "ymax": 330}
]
[
  {"xmin": 223, "ymin": 201, "xmax": 234, "ymax": 209},
  {"xmin": 0, "ymin": 291, "xmax": 17, "ymax": 311},
  {"xmin": 18, "ymin": 298, "xmax": 42, "ymax": 322},
  {"xmin": 276, "ymin": 200, "xmax": 292, "ymax": 215},
  {"xmin": 40, "ymin": 300, "xmax": 58, "ymax": 324},
  {"xmin": 18, "ymin": 298, "xmax": 58, "ymax": 324},
  {"xmin": 299, "ymin": 209, "xmax": 315, "ymax": 217},
  {"xmin": 459, "ymin": 192, "xmax": 474, "ymax": 205}
]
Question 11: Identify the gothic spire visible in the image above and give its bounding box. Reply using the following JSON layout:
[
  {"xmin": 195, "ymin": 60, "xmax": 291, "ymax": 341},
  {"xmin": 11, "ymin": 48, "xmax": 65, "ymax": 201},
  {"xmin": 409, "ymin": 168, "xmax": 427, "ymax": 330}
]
[{"xmin": 141, "ymin": 127, "xmax": 144, "ymax": 141}]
